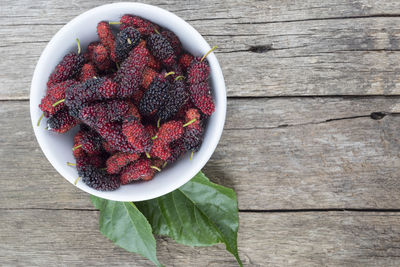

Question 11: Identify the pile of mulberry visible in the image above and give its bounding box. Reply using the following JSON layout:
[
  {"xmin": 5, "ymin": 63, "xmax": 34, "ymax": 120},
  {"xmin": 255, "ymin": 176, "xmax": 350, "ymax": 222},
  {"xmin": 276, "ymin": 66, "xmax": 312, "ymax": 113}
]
[{"xmin": 38, "ymin": 16, "xmax": 217, "ymax": 192}]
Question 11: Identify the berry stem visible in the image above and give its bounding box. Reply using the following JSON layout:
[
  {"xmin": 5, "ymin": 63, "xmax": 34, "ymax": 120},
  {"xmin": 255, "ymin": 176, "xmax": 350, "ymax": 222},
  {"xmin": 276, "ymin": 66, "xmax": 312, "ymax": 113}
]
[
  {"xmin": 164, "ymin": 71, "xmax": 175, "ymax": 78},
  {"xmin": 151, "ymin": 135, "xmax": 157, "ymax": 140},
  {"xmin": 52, "ymin": 98, "xmax": 65, "ymax": 107},
  {"xmin": 127, "ymin": 38, "xmax": 132, "ymax": 45},
  {"xmin": 100, "ymin": 167, "xmax": 107, "ymax": 171},
  {"xmin": 175, "ymin": 75, "xmax": 185, "ymax": 81},
  {"xmin": 67, "ymin": 162, "xmax": 76, "ymax": 166},
  {"xmin": 72, "ymin": 144, "xmax": 82, "ymax": 151},
  {"xmin": 109, "ymin": 21, "xmax": 122, "ymax": 25},
  {"xmin": 37, "ymin": 113, "xmax": 44, "ymax": 127},
  {"xmin": 190, "ymin": 151, "xmax": 194, "ymax": 161},
  {"xmin": 145, "ymin": 152, "xmax": 151, "ymax": 159},
  {"xmin": 150, "ymin": 166, "xmax": 161, "ymax": 172},
  {"xmin": 157, "ymin": 118, "xmax": 161, "ymax": 128},
  {"xmin": 201, "ymin": 46, "xmax": 218, "ymax": 62},
  {"xmin": 162, "ymin": 162, "xmax": 167, "ymax": 168},
  {"xmin": 115, "ymin": 62, "xmax": 120, "ymax": 70},
  {"xmin": 183, "ymin": 118, "xmax": 197, "ymax": 127},
  {"xmin": 76, "ymin": 38, "xmax": 81, "ymax": 55},
  {"xmin": 74, "ymin": 177, "xmax": 81, "ymax": 185},
  {"xmin": 154, "ymin": 28, "xmax": 160, "ymax": 34}
]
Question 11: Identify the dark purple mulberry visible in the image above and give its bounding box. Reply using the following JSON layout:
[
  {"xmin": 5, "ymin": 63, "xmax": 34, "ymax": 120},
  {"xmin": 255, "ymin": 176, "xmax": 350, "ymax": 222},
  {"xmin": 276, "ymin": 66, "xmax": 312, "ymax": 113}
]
[
  {"xmin": 139, "ymin": 75, "xmax": 170, "ymax": 116},
  {"xmin": 182, "ymin": 125, "xmax": 204, "ymax": 152},
  {"xmin": 47, "ymin": 108, "xmax": 79, "ymax": 134},
  {"xmin": 146, "ymin": 33, "xmax": 176, "ymax": 67},
  {"xmin": 161, "ymin": 30, "xmax": 182, "ymax": 55},
  {"xmin": 47, "ymin": 52, "xmax": 84, "ymax": 88},
  {"xmin": 157, "ymin": 79, "xmax": 188, "ymax": 122},
  {"xmin": 114, "ymin": 27, "xmax": 141, "ymax": 62},
  {"xmin": 79, "ymin": 165, "xmax": 120, "ymax": 191}
]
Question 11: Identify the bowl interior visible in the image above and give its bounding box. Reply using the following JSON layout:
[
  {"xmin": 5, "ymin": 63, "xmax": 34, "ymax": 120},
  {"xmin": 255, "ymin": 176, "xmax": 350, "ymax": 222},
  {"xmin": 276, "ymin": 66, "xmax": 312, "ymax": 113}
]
[{"xmin": 30, "ymin": 3, "xmax": 226, "ymax": 202}]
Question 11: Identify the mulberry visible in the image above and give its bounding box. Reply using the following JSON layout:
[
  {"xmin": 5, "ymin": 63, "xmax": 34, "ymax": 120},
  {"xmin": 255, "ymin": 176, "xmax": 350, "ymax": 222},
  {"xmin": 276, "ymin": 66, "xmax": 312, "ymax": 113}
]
[
  {"xmin": 73, "ymin": 130, "xmax": 86, "ymax": 158},
  {"xmin": 161, "ymin": 30, "xmax": 182, "ymax": 55},
  {"xmin": 141, "ymin": 67, "xmax": 157, "ymax": 90},
  {"xmin": 80, "ymin": 63, "xmax": 97, "ymax": 82},
  {"xmin": 157, "ymin": 120, "xmax": 184, "ymax": 144},
  {"xmin": 106, "ymin": 152, "xmax": 139, "ymax": 174},
  {"xmin": 150, "ymin": 138, "xmax": 171, "ymax": 161},
  {"xmin": 157, "ymin": 79, "xmax": 188, "ymax": 122},
  {"xmin": 47, "ymin": 109, "xmax": 78, "ymax": 134},
  {"xmin": 47, "ymin": 46, "xmax": 84, "ymax": 88},
  {"xmin": 182, "ymin": 125, "xmax": 203, "ymax": 152},
  {"xmin": 114, "ymin": 27, "xmax": 141, "ymax": 62},
  {"xmin": 114, "ymin": 45, "xmax": 149, "ymax": 98},
  {"xmin": 79, "ymin": 165, "xmax": 120, "ymax": 191},
  {"xmin": 179, "ymin": 53, "xmax": 194, "ymax": 69},
  {"xmin": 120, "ymin": 158, "xmax": 153, "ymax": 184},
  {"xmin": 167, "ymin": 140, "xmax": 185, "ymax": 163},
  {"xmin": 39, "ymin": 80, "xmax": 78, "ymax": 117},
  {"xmin": 146, "ymin": 34, "xmax": 176, "ymax": 67},
  {"xmin": 79, "ymin": 130, "xmax": 103, "ymax": 155},
  {"xmin": 97, "ymin": 21, "xmax": 116, "ymax": 61},
  {"xmin": 139, "ymin": 75, "xmax": 169, "ymax": 116},
  {"xmin": 187, "ymin": 59, "xmax": 210, "ymax": 84},
  {"xmin": 97, "ymin": 121, "xmax": 137, "ymax": 153},
  {"xmin": 79, "ymin": 100, "xmax": 129, "ymax": 128},
  {"xmin": 122, "ymin": 117, "xmax": 152, "ymax": 153},
  {"xmin": 65, "ymin": 77, "xmax": 117, "ymax": 118},
  {"xmin": 120, "ymin": 15, "xmax": 160, "ymax": 36},
  {"xmin": 189, "ymin": 82, "xmax": 215, "ymax": 116},
  {"xmin": 93, "ymin": 44, "xmax": 112, "ymax": 71}
]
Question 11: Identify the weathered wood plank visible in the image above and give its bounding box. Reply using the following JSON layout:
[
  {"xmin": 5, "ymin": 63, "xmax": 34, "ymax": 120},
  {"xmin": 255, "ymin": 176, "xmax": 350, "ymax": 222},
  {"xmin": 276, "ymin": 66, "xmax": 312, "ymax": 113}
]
[
  {"xmin": 3, "ymin": 1, "xmax": 400, "ymax": 99},
  {"xmin": 1, "ymin": 210, "xmax": 400, "ymax": 266},
  {"xmin": 1, "ymin": 98, "xmax": 399, "ymax": 210}
]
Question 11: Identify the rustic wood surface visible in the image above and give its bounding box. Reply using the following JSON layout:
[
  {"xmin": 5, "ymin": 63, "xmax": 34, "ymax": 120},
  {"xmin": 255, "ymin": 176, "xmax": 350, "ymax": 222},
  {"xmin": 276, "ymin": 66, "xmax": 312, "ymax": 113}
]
[{"xmin": 1, "ymin": 0, "xmax": 400, "ymax": 266}]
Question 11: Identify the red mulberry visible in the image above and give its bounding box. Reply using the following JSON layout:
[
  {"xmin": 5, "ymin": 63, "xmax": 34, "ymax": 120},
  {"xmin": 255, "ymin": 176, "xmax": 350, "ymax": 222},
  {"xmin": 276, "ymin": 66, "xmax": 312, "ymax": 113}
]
[
  {"xmin": 114, "ymin": 45, "xmax": 149, "ymax": 98},
  {"xmin": 80, "ymin": 63, "xmax": 97, "ymax": 82},
  {"xmin": 122, "ymin": 117, "xmax": 152, "ymax": 153},
  {"xmin": 187, "ymin": 59, "xmax": 210, "ymax": 84},
  {"xmin": 39, "ymin": 80, "xmax": 78, "ymax": 117},
  {"xmin": 106, "ymin": 152, "xmax": 139, "ymax": 174},
  {"xmin": 157, "ymin": 120, "xmax": 184, "ymax": 144},
  {"xmin": 93, "ymin": 44, "xmax": 112, "ymax": 71},
  {"xmin": 120, "ymin": 158, "xmax": 153, "ymax": 184},
  {"xmin": 97, "ymin": 21, "xmax": 116, "ymax": 61},
  {"xmin": 120, "ymin": 15, "xmax": 160, "ymax": 36},
  {"xmin": 179, "ymin": 53, "xmax": 194, "ymax": 69},
  {"xmin": 79, "ymin": 100, "xmax": 129, "ymax": 128},
  {"xmin": 189, "ymin": 82, "xmax": 215, "ymax": 116}
]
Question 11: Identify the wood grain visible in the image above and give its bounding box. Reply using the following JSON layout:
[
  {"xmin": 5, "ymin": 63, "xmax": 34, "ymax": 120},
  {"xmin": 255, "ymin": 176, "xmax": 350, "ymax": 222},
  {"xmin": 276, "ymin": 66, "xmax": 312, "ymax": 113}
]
[
  {"xmin": 1, "ymin": 209, "xmax": 400, "ymax": 266},
  {"xmin": 2, "ymin": 98, "xmax": 399, "ymax": 210},
  {"xmin": 3, "ymin": 1, "xmax": 400, "ymax": 99}
]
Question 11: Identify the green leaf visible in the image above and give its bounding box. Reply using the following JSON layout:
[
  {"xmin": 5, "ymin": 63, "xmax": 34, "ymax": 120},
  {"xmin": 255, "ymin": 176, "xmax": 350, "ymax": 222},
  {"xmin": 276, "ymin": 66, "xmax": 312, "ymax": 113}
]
[
  {"xmin": 91, "ymin": 196, "xmax": 162, "ymax": 267},
  {"xmin": 136, "ymin": 171, "xmax": 242, "ymax": 266}
]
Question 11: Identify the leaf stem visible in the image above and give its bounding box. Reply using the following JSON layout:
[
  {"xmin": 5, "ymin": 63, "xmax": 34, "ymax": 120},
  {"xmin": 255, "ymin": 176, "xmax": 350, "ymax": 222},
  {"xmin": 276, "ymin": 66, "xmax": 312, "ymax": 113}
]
[
  {"xmin": 201, "ymin": 46, "xmax": 218, "ymax": 62},
  {"xmin": 72, "ymin": 144, "xmax": 82, "ymax": 151},
  {"xmin": 52, "ymin": 99, "xmax": 65, "ymax": 107},
  {"xmin": 183, "ymin": 118, "xmax": 196, "ymax": 127},
  {"xmin": 37, "ymin": 113, "xmax": 44, "ymax": 126}
]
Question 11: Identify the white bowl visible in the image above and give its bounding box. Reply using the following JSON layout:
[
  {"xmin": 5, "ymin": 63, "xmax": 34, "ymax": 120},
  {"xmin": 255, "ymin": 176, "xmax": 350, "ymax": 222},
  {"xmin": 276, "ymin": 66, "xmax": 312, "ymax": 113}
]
[{"xmin": 29, "ymin": 3, "xmax": 226, "ymax": 202}]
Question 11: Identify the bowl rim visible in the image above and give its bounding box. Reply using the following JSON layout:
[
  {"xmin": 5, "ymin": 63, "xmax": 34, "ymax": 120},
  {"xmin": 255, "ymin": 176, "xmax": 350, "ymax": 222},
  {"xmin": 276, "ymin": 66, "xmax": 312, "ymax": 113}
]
[{"xmin": 30, "ymin": 2, "xmax": 226, "ymax": 202}]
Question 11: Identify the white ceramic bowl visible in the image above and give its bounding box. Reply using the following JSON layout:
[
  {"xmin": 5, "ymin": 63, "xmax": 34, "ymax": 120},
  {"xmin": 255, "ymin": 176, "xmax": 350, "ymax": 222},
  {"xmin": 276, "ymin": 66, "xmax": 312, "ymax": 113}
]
[{"xmin": 30, "ymin": 3, "xmax": 226, "ymax": 202}]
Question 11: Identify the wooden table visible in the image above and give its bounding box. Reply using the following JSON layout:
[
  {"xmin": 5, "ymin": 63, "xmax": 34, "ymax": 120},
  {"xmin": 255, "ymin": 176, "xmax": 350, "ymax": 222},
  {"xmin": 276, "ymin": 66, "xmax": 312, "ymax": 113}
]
[{"xmin": 1, "ymin": 1, "xmax": 400, "ymax": 266}]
